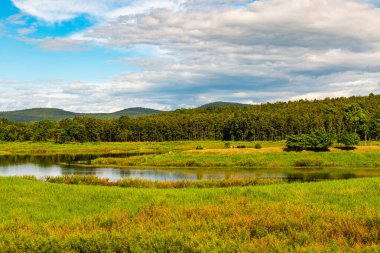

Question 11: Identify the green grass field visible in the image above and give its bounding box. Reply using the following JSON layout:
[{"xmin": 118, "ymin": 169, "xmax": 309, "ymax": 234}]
[
  {"xmin": 0, "ymin": 141, "xmax": 287, "ymax": 155},
  {"xmin": 0, "ymin": 141, "xmax": 379, "ymax": 251},
  {"xmin": 92, "ymin": 152, "xmax": 380, "ymax": 168},
  {"xmin": 0, "ymin": 177, "xmax": 379, "ymax": 252},
  {"xmin": 0, "ymin": 141, "xmax": 379, "ymax": 169}
]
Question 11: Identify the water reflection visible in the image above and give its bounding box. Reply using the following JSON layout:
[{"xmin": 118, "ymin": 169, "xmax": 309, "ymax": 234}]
[
  {"xmin": 0, "ymin": 154, "xmax": 379, "ymax": 182},
  {"xmin": 0, "ymin": 153, "xmax": 155, "ymax": 166}
]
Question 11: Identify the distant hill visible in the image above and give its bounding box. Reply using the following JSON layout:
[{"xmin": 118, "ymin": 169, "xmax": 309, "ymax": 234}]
[
  {"xmin": 0, "ymin": 107, "xmax": 162, "ymax": 122},
  {"xmin": 1, "ymin": 101, "xmax": 252, "ymax": 122},
  {"xmin": 199, "ymin": 101, "xmax": 252, "ymax": 108}
]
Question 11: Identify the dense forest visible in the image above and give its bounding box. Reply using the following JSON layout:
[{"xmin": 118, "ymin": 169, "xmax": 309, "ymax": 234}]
[{"xmin": 0, "ymin": 94, "xmax": 379, "ymax": 143}]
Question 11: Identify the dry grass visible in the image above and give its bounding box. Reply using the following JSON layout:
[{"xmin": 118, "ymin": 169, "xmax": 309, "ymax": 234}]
[
  {"xmin": 184, "ymin": 145, "xmax": 380, "ymax": 155},
  {"xmin": 184, "ymin": 147, "xmax": 284, "ymax": 154},
  {"xmin": 0, "ymin": 141, "xmax": 378, "ymax": 156}
]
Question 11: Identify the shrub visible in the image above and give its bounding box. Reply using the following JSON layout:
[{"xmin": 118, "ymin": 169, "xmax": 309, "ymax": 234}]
[
  {"xmin": 338, "ymin": 133, "xmax": 360, "ymax": 148},
  {"xmin": 286, "ymin": 132, "xmax": 335, "ymax": 151},
  {"xmin": 195, "ymin": 146, "xmax": 204, "ymax": 150},
  {"xmin": 306, "ymin": 132, "xmax": 335, "ymax": 151},
  {"xmin": 224, "ymin": 142, "xmax": 231, "ymax": 148},
  {"xmin": 286, "ymin": 135, "xmax": 305, "ymax": 151},
  {"xmin": 254, "ymin": 143, "xmax": 262, "ymax": 149},
  {"xmin": 237, "ymin": 145, "xmax": 246, "ymax": 149}
]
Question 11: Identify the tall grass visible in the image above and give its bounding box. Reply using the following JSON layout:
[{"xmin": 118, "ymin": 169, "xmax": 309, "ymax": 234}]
[
  {"xmin": 0, "ymin": 177, "xmax": 380, "ymax": 252},
  {"xmin": 41, "ymin": 175, "xmax": 285, "ymax": 188}
]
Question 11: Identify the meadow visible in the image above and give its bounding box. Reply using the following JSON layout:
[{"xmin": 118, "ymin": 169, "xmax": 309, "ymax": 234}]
[
  {"xmin": 0, "ymin": 177, "xmax": 379, "ymax": 252},
  {"xmin": 0, "ymin": 141, "xmax": 380, "ymax": 252},
  {"xmin": 0, "ymin": 141, "xmax": 379, "ymax": 169},
  {"xmin": 0, "ymin": 140, "xmax": 286, "ymax": 155},
  {"xmin": 91, "ymin": 151, "xmax": 380, "ymax": 168}
]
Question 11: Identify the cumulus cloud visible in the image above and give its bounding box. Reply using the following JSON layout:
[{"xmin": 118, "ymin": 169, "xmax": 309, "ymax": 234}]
[{"xmin": 4, "ymin": 0, "xmax": 380, "ymax": 110}]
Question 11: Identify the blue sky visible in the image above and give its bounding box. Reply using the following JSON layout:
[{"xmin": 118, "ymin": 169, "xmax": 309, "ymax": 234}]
[{"xmin": 0, "ymin": 0, "xmax": 379, "ymax": 112}]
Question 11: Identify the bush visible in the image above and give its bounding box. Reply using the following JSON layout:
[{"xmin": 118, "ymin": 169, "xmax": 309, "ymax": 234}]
[
  {"xmin": 286, "ymin": 135, "xmax": 305, "ymax": 151},
  {"xmin": 237, "ymin": 145, "xmax": 246, "ymax": 149},
  {"xmin": 195, "ymin": 146, "xmax": 204, "ymax": 150},
  {"xmin": 286, "ymin": 132, "xmax": 335, "ymax": 151},
  {"xmin": 306, "ymin": 132, "xmax": 335, "ymax": 151},
  {"xmin": 338, "ymin": 133, "xmax": 360, "ymax": 148},
  {"xmin": 224, "ymin": 142, "xmax": 231, "ymax": 148},
  {"xmin": 254, "ymin": 143, "xmax": 262, "ymax": 149}
]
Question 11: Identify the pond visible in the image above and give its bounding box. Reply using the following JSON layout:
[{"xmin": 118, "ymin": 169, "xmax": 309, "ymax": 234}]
[{"xmin": 0, "ymin": 154, "xmax": 379, "ymax": 182}]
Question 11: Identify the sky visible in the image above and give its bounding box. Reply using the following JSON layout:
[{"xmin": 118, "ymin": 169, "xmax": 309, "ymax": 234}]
[{"xmin": 0, "ymin": 0, "xmax": 379, "ymax": 112}]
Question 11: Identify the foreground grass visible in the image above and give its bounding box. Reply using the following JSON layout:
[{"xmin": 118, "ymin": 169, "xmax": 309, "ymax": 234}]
[{"xmin": 0, "ymin": 177, "xmax": 380, "ymax": 252}]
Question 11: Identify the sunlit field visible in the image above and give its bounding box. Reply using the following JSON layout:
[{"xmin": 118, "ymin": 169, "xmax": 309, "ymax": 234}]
[
  {"xmin": 0, "ymin": 141, "xmax": 379, "ymax": 251},
  {"xmin": 0, "ymin": 141, "xmax": 379, "ymax": 169},
  {"xmin": 0, "ymin": 177, "xmax": 379, "ymax": 252},
  {"xmin": 0, "ymin": 141, "xmax": 287, "ymax": 155}
]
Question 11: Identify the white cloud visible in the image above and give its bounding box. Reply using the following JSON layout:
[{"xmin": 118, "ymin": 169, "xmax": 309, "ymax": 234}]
[
  {"xmin": 17, "ymin": 27, "xmax": 36, "ymax": 35},
  {"xmin": 7, "ymin": 14, "xmax": 28, "ymax": 25},
  {"xmin": 0, "ymin": 80, "xmax": 173, "ymax": 112},
  {"xmin": 5, "ymin": 0, "xmax": 380, "ymax": 110},
  {"xmin": 11, "ymin": 0, "xmax": 188, "ymax": 22}
]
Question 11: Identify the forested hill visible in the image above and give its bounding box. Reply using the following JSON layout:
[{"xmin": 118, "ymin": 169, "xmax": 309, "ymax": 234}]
[
  {"xmin": 0, "ymin": 107, "xmax": 162, "ymax": 122},
  {"xmin": 199, "ymin": 101, "xmax": 251, "ymax": 108},
  {"xmin": 0, "ymin": 94, "xmax": 379, "ymax": 142},
  {"xmin": 0, "ymin": 102, "xmax": 250, "ymax": 122}
]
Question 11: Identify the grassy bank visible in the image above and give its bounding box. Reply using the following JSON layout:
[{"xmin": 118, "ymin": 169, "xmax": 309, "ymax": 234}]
[
  {"xmin": 0, "ymin": 141, "xmax": 378, "ymax": 156},
  {"xmin": 0, "ymin": 177, "xmax": 379, "ymax": 252},
  {"xmin": 0, "ymin": 141, "xmax": 285, "ymax": 155},
  {"xmin": 92, "ymin": 152, "xmax": 380, "ymax": 168},
  {"xmin": 39, "ymin": 175, "xmax": 285, "ymax": 188},
  {"xmin": 0, "ymin": 141, "xmax": 379, "ymax": 170}
]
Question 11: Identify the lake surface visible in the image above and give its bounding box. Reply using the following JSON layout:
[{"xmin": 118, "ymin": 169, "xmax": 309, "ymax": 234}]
[{"xmin": 0, "ymin": 154, "xmax": 379, "ymax": 182}]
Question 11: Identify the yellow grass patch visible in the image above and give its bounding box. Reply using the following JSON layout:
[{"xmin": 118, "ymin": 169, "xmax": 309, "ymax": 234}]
[
  {"xmin": 0, "ymin": 151, "xmax": 12, "ymax": 155},
  {"xmin": 184, "ymin": 146, "xmax": 380, "ymax": 155},
  {"xmin": 183, "ymin": 147, "xmax": 284, "ymax": 155},
  {"xmin": 330, "ymin": 146, "xmax": 380, "ymax": 153}
]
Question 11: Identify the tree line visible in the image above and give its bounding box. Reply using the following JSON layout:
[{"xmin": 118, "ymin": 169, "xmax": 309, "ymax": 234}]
[{"xmin": 0, "ymin": 94, "xmax": 379, "ymax": 143}]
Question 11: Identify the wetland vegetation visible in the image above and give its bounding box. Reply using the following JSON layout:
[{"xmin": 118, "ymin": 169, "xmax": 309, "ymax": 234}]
[
  {"xmin": 0, "ymin": 177, "xmax": 380, "ymax": 252},
  {"xmin": 0, "ymin": 95, "xmax": 379, "ymax": 252}
]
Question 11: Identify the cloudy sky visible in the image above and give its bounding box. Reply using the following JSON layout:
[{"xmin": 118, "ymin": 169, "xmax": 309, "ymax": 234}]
[{"xmin": 0, "ymin": 0, "xmax": 379, "ymax": 112}]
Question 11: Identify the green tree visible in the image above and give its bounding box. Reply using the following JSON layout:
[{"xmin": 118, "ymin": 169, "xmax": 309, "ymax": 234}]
[
  {"xmin": 344, "ymin": 103, "xmax": 369, "ymax": 141},
  {"xmin": 32, "ymin": 120, "xmax": 55, "ymax": 142},
  {"xmin": 286, "ymin": 132, "xmax": 334, "ymax": 151},
  {"xmin": 338, "ymin": 133, "xmax": 360, "ymax": 148}
]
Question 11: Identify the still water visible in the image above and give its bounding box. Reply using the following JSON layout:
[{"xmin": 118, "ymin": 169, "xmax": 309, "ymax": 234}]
[{"xmin": 0, "ymin": 154, "xmax": 379, "ymax": 182}]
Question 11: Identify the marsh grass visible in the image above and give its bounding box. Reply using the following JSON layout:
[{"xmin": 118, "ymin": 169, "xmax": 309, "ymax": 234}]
[
  {"xmin": 0, "ymin": 177, "xmax": 380, "ymax": 252},
  {"xmin": 41, "ymin": 175, "xmax": 285, "ymax": 188},
  {"xmin": 293, "ymin": 158, "xmax": 324, "ymax": 167},
  {"xmin": 91, "ymin": 152, "xmax": 380, "ymax": 168}
]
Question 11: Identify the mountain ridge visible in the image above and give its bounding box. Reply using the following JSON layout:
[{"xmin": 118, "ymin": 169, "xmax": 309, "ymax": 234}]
[
  {"xmin": 199, "ymin": 101, "xmax": 252, "ymax": 108},
  {"xmin": 0, "ymin": 102, "xmax": 255, "ymax": 122},
  {"xmin": 0, "ymin": 107, "xmax": 162, "ymax": 122}
]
